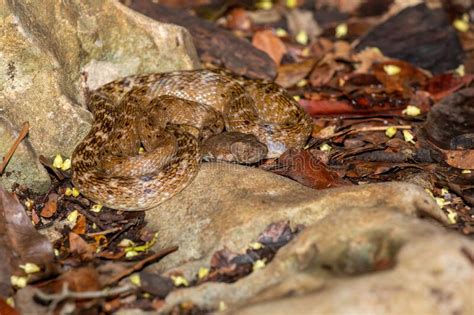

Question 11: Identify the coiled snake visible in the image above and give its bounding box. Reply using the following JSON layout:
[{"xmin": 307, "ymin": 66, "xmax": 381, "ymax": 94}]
[{"xmin": 72, "ymin": 69, "xmax": 312, "ymax": 210}]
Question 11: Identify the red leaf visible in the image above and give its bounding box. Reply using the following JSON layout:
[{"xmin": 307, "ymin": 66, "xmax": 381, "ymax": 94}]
[
  {"xmin": 426, "ymin": 73, "xmax": 474, "ymax": 101},
  {"xmin": 272, "ymin": 149, "xmax": 349, "ymax": 189},
  {"xmin": 0, "ymin": 298, "xmax": 19, "ymax": 315}
]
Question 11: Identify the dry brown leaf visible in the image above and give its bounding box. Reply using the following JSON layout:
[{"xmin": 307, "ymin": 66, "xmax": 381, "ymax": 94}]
[
  {"xmin": 372, "ymin": 60, "xmax": 429, "ymax": 96},
  {"xmin": 272, "ymin": 149, "xmax": 349, "ymax": 189},
  {"xmin": 226, "ymin": 8, "xmax": 251, "ymax": 31},
  {"xmin": 275, "ymin": 59, "xmax": 316, "ymax": 88},
  {"xmin": 0, "ymin": 298, "xmax": 19, "ymax": 315},
  {"xmin": 257, "ymin": 221, "xmax": 293, "ymax": 246},
  {"xmin": 69, "ymin": 232, "xmax": 95, "ymax": 261},
  {"xmin": 444, "ymin": 150, "xmax": 474, "ymax": 170},
  {"xmin": 426, "ymin": 73, "xmax": 474, "ymax": 101},
  {"xmin": 42, "ymin": 266, "xmax": 101, "ymax": 297},
  {"xmin": 285, "ymin": 8, "xmax": 321, "ymax": 39},
  {"xmin": 0, "ymin": 188, "xmax": 54, "ymax": 297},
  {"xmin": 353, "ymin": 47, "xmax": 388, "ymax": 73},
  {"xmin": 72, "ymin": 214, "xmax": 87, "ymax": 235},
  {"xmin": 40, "ymin": 192, "xmax": 58, "ymax": 218},
  {"xmin": 309, "ymin": 60, "xmax": 339, "ymax": 87},
  {"xmin": 252, "ymin": 29, "xmax": 287, "ymax": 66}
]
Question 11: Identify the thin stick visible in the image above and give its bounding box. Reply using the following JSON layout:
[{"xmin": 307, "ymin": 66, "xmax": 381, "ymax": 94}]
[
  {"xmin": 0, "ymin": 121, "xmax": 30, "ymax": 174},
  {"xmin": 103, "ymin": 245, "xmax": 179, "ymax": 286},
  {"xmin": 35, "ymin": 283, "xmax": 135, "ymax": 302},
  {"xmin": 86, "ymin": 227, "xmax": 122, "ymax": 236},
  {"xmin": 327, "ymin": 124, "xmax": 412, "ymax": 140}
]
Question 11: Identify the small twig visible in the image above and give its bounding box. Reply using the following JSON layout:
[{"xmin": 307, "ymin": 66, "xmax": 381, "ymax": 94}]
[
  {"xmin": 106, "ymin": 219, "xmax": 140, "ymax": 245},
  {"xmin": 103, "ymin": 245, "xmax": 179, "ymax": 286},
  {"xmin": 86, "ymin": 227, "xmax": 123, "ymax": 236},
  {"xmin": 75, "ymin": 207, "xmax": 108, "ymax": 231},
  {"xmin": 326, "ymin": 124, "xmax": 412, "ymax": 140},
  {"xmin": 35, "ymin": 283, "xmax": 135, "ymax": 302},
  {"xmin": 306, "ymin": 124, "xmax": 413, "ymax": 150},
  {"xmin": 36, "ymin": 283, "xmax": 136, "ymax": 315},
  {"xmin": 0, "ymin": 121, "xmax": 29, "ymax": 174}
]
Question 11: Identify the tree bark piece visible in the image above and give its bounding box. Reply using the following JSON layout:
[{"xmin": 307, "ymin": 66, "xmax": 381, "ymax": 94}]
[
  {"xmin": 126, "ymin": 1, "xmax": 277, "ymax": 80},
  {"xmin": 356, "ymin": 4, "xmax": 464, "ymax": 74}
]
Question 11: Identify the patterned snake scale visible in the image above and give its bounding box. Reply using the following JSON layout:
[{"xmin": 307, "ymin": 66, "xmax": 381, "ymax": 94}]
[{"xmin": 72, "ymin": 69, "xmax": 312, "ymax": 210}]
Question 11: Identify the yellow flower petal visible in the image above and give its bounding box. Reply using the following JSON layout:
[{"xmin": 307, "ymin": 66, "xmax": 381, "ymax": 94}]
[
  {"xmin": 295, "ymin": 31, "xmax": 308, "ymax": 45},
  {"xmin": 402, "ymin": 105, "xmax": 421, "ymax": 116},
  {"xmin": 52, "ymin": 154, "xmax": 64, "ymax": 169},
  {"xmin": 171, "ymin": 275, "xmax": 189, "ymax": 287},
  {"xmin": 402, "ymin": 130, "xmax": 415, "ymax": 144},
  {"xmin": 67, "ymin": 210, "xmax": 78, "ymax": 224},
  {"xmin": 61, "ymin": 158, "xmax": 71, "ymax": 171},
  {"xmin": 90, "ymin": 204, "xmax": 103, "ymax": 213},
  {"xmin": 253, "ymin": 259, "xmax": 266, "ymax": 271},
  {"xmin": 275, "ymin": 28, "xmax": 288, "ymax": 37},
  {"xmin": 453, "ymin": 17, "xmax": 469, "ymax": 32},
  {"xmin": 24, "ymin": 198, "xmax": 34, "ymax": 209},
  {"xmin": 130, "ymin": 273, "xmax": 141, "ymax": 286},
  {"xmin": 198, "ymin": 267, "xmax": 209, "ymax": 279},
  {"xmin": 6, "ymin": 297, "xmax": 14, "ymax": 307},
  {"xmin": 72, "ymin": 187, "xmax": 80, "ymax": 197},
  {"xmin": 296, "ymin": 79, "xmax": 307, "ymax": 87},
  {"xmin": 385, "ymin": 127, "xmax": 397, "ymax": 138},
  {"xmin": 118, "ymin": 239, "xmax": 135, "ymax": 248},
  {"xmin": 256, "ymin": 0, "xmax": 272, "ymax": 10},
  {"xmin": 319, "ymin": 143, "xmax": 332, "ymax": 152},
  {"xmin": 219, "ymin": 301, "xmax": 227, "ymax": 311},
  {"xmin": 19, "ymin": 263, "xmax": 40, "ymax": 274},
  {"xmin": 383, "ymin": 64, "xmax": 401, "ymax": 76},
  {"xmin": 125, "ymin": 251, "xmax": 138, "ymax": 258},
  {"xmin": 248, "ymin": 242, "xmax": 264, "ymax": 250},
  {"xmin": 11, "ymin": 275, "xmax": 28, "ymax": 288},
  {"xmin": 301, "ymin": 47, "xmax": 310, "ymax": 57},
  {"xmin": 446, "ymin": 208, "xmax": 458, "ymax": 224},
  {"xmin": 335, "ymin": 23, "xmax": 348, "ymax": 38},
  {"xmin": 455, "ymin": 64, "xmax": 465, "ymax": 77},
  {"xmin": 286, "ymin": 0, "xmax": 297, "ymax": 8}
]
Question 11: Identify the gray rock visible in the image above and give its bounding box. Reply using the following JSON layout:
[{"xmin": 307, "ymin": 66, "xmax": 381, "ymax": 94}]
[
  {"xmin": 147, "ymin": 163, "xmax": 449, "ymax": 275},
  {"xmin": 0, "ymin": 0, "xmax": 200, "ymax": 191},
  {"xmin": 144, "ymin": 164, "xmax": 471, "ymax": 314},
  {"xmin": 0, "ymin": 116, "xmax": 50, "ymax": 193},
  {"xmin": 228, "ymin": 221, "xmax": 473, "ymax": 315}
]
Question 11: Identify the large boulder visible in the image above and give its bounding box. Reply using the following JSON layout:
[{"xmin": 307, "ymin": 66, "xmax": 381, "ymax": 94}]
[
  {"xmin": 147, "ymin": 163, "xmax": 449, "ymax": 274},
  {"xmin": 0, "ymin": 0, "xmax": 200, "ymax": 192},
  {"xmin": 137, "ymin": 163, "xmax": 472, "ymax": 314}
]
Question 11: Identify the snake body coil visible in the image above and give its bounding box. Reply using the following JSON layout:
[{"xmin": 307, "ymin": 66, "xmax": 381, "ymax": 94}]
[{"xmin": 72, "ymin": 70, "xmax": 312, "ymax": 210}]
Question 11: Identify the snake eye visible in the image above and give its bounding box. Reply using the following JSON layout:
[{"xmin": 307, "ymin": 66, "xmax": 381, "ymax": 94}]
[{"xmin": 140, "ymin": 175, "xmax": 154, "ymax": 182}]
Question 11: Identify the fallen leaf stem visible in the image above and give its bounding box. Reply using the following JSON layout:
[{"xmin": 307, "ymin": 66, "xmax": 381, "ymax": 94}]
[
  {"xmin": 0, "ymin": 121, "xmax": 29, "ymax": 174},
  {"xmin": 328, "ymin": 124, "xmax": 412, "ymax": 140},
  {"xmin": 103, "ymin": 245, "xmax": 179, "ymax": 286},
  {"xmin": 35, "ymin": 283, "xmax": 135, "ymax": 302}
]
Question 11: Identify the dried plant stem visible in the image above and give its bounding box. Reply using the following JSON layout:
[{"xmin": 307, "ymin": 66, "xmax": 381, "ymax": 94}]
[
  {"xmin": 103, "ymin": 245, "xmax": 179, "ymax": 286},
  {"xmin": 0, "ymin": 121, "xmax": 29, "ymax": 174},
  {"xmin": 35, "ymin": 283, "xmax": 135, "ymax": 302},
  {"xmin": 329, "ymin": 124, "xmax": 412, "ymax": 139}
]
